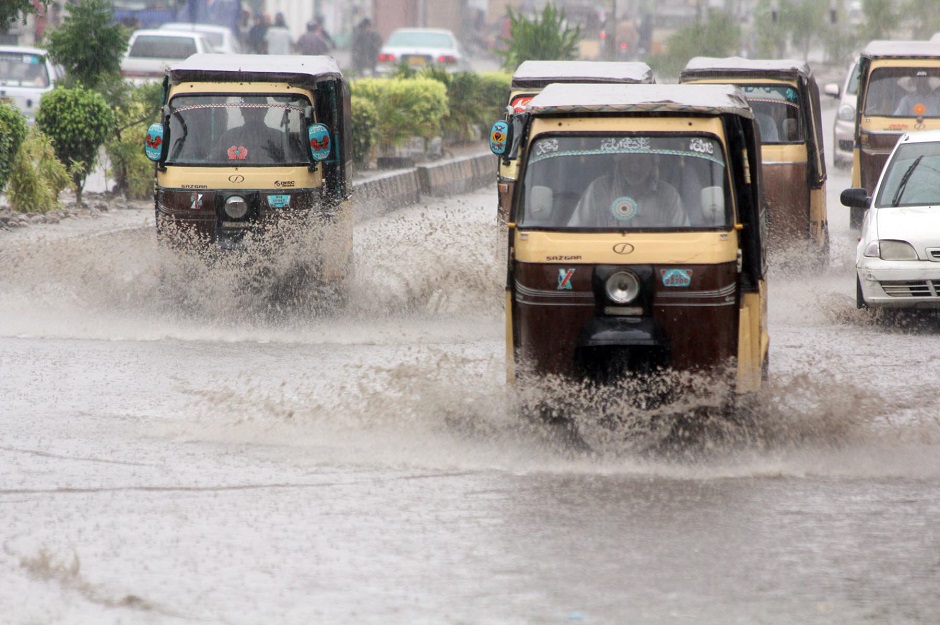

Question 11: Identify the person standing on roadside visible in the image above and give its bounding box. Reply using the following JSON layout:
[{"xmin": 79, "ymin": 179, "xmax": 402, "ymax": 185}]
[
  {"xmin": 264, "ymin": 12, "xmax": 293, "ymax": 55},
  {"xmin": 297, "ymin": 20, "xmax": 330, "ymax": 56},
  {"xmin": 246, "ymin": 12, "xmax": 269, "ymax": 54},
  {"xmin": 352, "ymin": 18, "xmax": 382, "ymax": 76}
]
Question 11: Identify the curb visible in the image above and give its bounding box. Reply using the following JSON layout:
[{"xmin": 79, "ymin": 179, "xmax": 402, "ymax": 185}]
[{"xmin": 352, "ymin": 152, "xmax": 493, "ymax": 222}]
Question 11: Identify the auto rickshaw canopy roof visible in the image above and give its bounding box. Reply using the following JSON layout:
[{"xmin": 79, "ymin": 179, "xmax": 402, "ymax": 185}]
[
  {"xmin": 525, "ymin": 83, "xmax": 754, "ymax": 118},
  {"xmin": 166, "ymin": 53, "xmax": 344, "ymax": 86},
  {"xmin": 511, "ymin": 60, "xmax": 654, "ymax": 89},
  {"xmin": 861, "ymin": 40, "xmax": 940, "ymax": 60},
  {"xmin": 680, "ymin": 56, "xmax": 815, "ymax": 83}
]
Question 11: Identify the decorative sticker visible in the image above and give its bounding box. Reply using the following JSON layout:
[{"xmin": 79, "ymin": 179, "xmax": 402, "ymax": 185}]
[
  {"xmin": 144, "ymin": 123, "xmax": 164, "ymax": 161},
  {"xmin": 308, "ymin": 123, "xmax": 331, "ymax": 161},
  {"xmin": 611, "ymin": 196, "xmax": 638, "ymax": 221},
  {"xmin": 511, "ymin": 95, "xmax": 532, "ymax": 114},
  {"xmin": 490, "ymin": 120, "xmax": 509, "ymax": 153},
  {"xmin": 660, "ymin": 268, "xmax": 692, "ymax": 287},
  {"xmin": 557, "ymin": 268, "xmax": 575, "ymax": 290},
  {"xmin": 227, "ymin": 145, "xmax": 248, "ymax": 160},
  {"xmin": 267, "ymin": 194, "xmax": 291, "ymax": 209},
  {"xmin": 189, "ymin": 193, "xmax": 203, "ymax": 210}
]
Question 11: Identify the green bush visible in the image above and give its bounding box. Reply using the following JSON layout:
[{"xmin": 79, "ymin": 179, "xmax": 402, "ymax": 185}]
[
  {"xmin": 475, "ymin": 71, "xmax": 512, "ymax": 128},
  {"xmin": 36, "ymin": 86, "xmax": 115, "ymax": 205},
  {"xmin": 44, "ymin": 0, "xmax": 128, "ymax": 91},
  {"xmin": 497, "ymin": 4, "xmax": 581, "ymax": 72},
  {"xmin": 350, "ymin": 77, "xmax": 448, "ymax": 151},
  {"xmin": 350, "ymin": 95, "xmax": 378, "ymax": 168},
  {"xmin": 0, "ymin": 103, "xmax": 29, "ymax": 195},
  {"xmin": 106, "ymin": 82, "xmax": 162, "ymax": 199},
  {"xmin": 7, "ymin": 128, "xmax": 72, "ymax": 214}
]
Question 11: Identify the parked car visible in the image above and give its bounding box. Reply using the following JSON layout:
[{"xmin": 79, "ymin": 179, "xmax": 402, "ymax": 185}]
[
  {"xmin": 376, "ymin": 28, "xmax": 467, "ymax": 73},
  {"xmin": 841, "ymin": 130, "xmax": 940, "ymax": 309},
  {"xmin": 0, "ymin": 45, "xmax": 60, "ymax": 123},
  {"xmin": 159, "ymin": 22, "xmax": 242, "ymax": 55},
  {"xmin": 824, "ymin": 57, "xmax": 859, "ymax": 168},
  {"xmin": 121, "ymin": 29, "xmax": 216, "ymax": 84}
]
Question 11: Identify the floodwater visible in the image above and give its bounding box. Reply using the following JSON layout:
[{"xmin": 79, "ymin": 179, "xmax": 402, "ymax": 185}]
[{"xmin": 2, "ymin": 120, "xmax": 940, "ymax": 624}]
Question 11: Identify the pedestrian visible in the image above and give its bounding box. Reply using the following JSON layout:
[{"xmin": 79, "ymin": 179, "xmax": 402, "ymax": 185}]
[
  {"xmin": 263, "ymin": 12, "xmax": 293, "ymax": 55},
  {"xmin": 297, "ymin": 20, "xmax": 330, "ymax": 56},
  {"xmin": 246, "ymin": 12, "xmax": 269, "ymax": 54},
  {"xmin": 352, "ymin": 18, "xmax": 382, "ymax": 76}
]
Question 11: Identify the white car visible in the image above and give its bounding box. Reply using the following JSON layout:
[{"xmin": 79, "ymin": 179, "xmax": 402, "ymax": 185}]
[
  {"xmin": 0, "ymin": 46, "xmax": 60, "ymax": 123},
  {"xmin": 824, "ymin": 57, "xmax": 858, "ymax": 168},
  {"xmin": 159, "ymin": 22, "xmax": 242, "ymax": 55},
  {"xmin": 121, "ymin": 29, "xmax": 216, "ymax": 84},
  {"xmin": 842, "ymin": 130, "xmax": 940, "ymax": 309},
  {"xmin": 376, "ymin": 28, "xmax": 467, "ymax": 73}
]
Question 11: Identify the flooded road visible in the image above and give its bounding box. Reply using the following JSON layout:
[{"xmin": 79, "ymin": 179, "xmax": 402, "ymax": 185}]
[{"xmin": 3, "ymin": 129, "xmax": 940, "ymax": 623}]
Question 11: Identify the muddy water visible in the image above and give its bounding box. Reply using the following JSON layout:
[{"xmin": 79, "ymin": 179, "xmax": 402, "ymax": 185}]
[{"xmin": 1, "ymin": 164, "xmax": 940, "ymax": 623}]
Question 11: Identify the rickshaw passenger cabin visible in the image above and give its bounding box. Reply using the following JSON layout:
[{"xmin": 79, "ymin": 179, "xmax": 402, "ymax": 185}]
[{"xmin": 680, "ymin": 57, "xmax": 828, "ymax": 254}]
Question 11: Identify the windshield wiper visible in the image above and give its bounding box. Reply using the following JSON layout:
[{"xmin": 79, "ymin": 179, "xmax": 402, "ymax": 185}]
[{"xmin": 892, "ymin": 155, "xmax": 922, "ymax": 206}]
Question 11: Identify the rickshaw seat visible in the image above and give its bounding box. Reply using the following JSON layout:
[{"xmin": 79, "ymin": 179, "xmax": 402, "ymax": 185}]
[
  {"xmin": 756, "ymin": 113, "xmax": 778, "ymax": 142},
  {"xmin": 782, "ymin": 118, "xmax": 799, "ymax": 142}
]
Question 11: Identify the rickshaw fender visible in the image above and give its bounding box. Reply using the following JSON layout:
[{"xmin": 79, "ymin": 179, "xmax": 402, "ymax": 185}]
[{"xmin": 576, "ymin": 317, "xmax": 667, "ymax": 348}]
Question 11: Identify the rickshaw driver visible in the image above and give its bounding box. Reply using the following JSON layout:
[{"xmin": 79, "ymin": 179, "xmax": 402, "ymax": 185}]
[
  {"xmin": 215, "ymin": 105, "xmax": 286, "ymax": 162},
  {"xmin": 567, "ymin": 151, "xmax": 689, "ymax": 228},
  {"xmin": 894, "ymin": 75, "xmax": 940, "ymax": 116}
]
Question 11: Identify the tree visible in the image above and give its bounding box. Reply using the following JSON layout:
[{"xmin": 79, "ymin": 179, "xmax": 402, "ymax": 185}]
[
  {"xmin": 781, "ymin": 0, "xmax": 827, "ymax": 61},
  {"xmin": 44, "ymin": 0, "xmax": 129, "ymax": 91},
  {"xmin": 858, "ymin": 0, "xmax": 900, "ymax": 42},
  {"xmin": 903, "ymin": 0, "xmax": 940, "ymax": 40},
  {"xmin": 650, "ymin": 10, "xmax": 740, "ymax": 80},
  {"xmin": 497, "ymin": 3, "xmax": 582, "ymax": 72},
  {"xmin": 1, "ymin": 0, "xmax": 54, "ymax": 28}
]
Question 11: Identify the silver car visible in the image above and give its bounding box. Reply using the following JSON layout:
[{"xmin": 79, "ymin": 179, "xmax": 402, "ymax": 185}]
[
  {"xmin": 841, "ymin": 130, "xmax": 940, "ymax": 309},
  {"xmin": 0, "ymin": 46, "xmax": 60, "ymax": 123},
  {"xmin": 121, "ymin": 29, "xmax": 216, "ymax": 85},
  {"xmin": 159, "ymin": 23, "xmax": 242, "ymax": 55},
  {"xmin": 824, "ymin": 57, "xmax": 859, "ymax": 168}
]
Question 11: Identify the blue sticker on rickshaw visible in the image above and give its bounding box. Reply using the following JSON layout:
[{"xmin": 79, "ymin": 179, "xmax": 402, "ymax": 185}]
[
  {"xmin": 660, "ymin": 269, "xmax": 692, "ymax": 287},
  {"xmin": 144, "ymin": 123, "xmax": 164, "ymax": 162},
  {"xmin": 267, "ymin": 194, "xmax": 290, "ymax": 208},
  {"xmin": 308, "ymin": 123, "xmax": 331, "ymax": 161}
]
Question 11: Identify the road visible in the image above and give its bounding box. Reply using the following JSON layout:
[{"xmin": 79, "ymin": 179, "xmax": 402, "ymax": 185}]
[{"xmin": 1, "ymin": 106, "xmax": 940, "ymax": 624}]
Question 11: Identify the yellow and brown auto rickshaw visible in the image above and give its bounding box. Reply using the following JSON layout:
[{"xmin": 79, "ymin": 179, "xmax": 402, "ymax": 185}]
[
  {"xmin": 144, "ymin": 54, "xmax": 352, "ymax": 288},
  {"xmin": 680, "ymin": 57, "xmax": 828, "ymax": 259},
  {"xmin": 850, "ymin": 40, "xmax": 940, "ymax": 227},
  {"xmin": 489, "ymin": 83, "xmax": 769, "ymax": 395},
  {"xmin": 497, "ymin": 61, "xmax": 654, "ymax": 224}
]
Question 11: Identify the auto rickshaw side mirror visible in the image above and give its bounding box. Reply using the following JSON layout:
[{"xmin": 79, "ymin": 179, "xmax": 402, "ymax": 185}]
[
  {"xmin": 824, "ymin": 82, "xmax": 840, "ymax": 98},
  {"xmin": 490, "ymin": 120, "xmax": 513, "ymax": 158},
  {"xmin": 840, "ymin": 188, "xmax": 871, "ymax": 208},
  {"xmin": 144, "ymin": 122, "xmax": 165, "ymax": 163},
  {"xmin": 307, "ymin": 123, "xmax": 332, "ymax": 163}
]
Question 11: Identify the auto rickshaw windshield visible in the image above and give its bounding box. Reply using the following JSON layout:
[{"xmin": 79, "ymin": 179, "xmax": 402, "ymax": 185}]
[
  {"xmin": 520, "ymin": 134, "xmax": 731, "ymax": 230},
  {"xmin": 737, "ymin": 84, "xmax": 802, "ymax": 143},
  {"xmin": 863, "ymin": 68, "xmax": 940, "ymax": 117},
  {"xmin": 874, "ymin": 142, "xmax": 940, "ymax": 207},
  {"xmin": 165, "ymin": 94, "xmax": 311, "ymax": 166}
]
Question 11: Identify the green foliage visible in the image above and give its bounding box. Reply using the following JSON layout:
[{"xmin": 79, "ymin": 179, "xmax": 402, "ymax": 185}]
[
  {"xmin": 350, "ymin": 95, "xmax": 378, "ymax": 168},
  {"xmin": 105, "ymin": 82, "xmax": 163, "ymax": 199},
  {"xmin": 44, "ymin": 0, "xmax": 129, "ymax": 90},
  {"xmin": 0, "ymin": 103, "xmax": 29, "ymax": 195},
  {"xmin": 350, "ymin": 78, "xmax": 448, "ymax": 151},
  {"xmin": 419, "ymin": 68, "xmax": 512, "ymax": 143},
  {"xmin": 859, "ymin": 0, "xmax": 899, "ymax": 42},
  {"xmin": 781, "ymin": 0, "xmax": 827, "ymax": 60},
  {"xmin": 36, "ymin": 86, "xmax": 115, "ymax": 204},
  {"xmin": 497, "ymin": 3, "xmax": 581, "ymax": 72},
  {"xmin": 1, "ymin": 0, "xmax": 54, "ymax": 28},
  {"xmin": 906, "ymin": 0, "xmax": 940, "ymax": 39},
  {"xmin": 649, "ymin": 10, "xmax": 741, "ymax": 80},
  {"xmin": 7, "ymin": 128, "xmax": 72, "ymax": 214}
]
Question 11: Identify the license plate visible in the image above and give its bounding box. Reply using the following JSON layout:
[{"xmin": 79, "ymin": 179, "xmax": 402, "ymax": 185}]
[{"xmin": 405, "ymin": 55, "xmax": 427, "ymax": 66}]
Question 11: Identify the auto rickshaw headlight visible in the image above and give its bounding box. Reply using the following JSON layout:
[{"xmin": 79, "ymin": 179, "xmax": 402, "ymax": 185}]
[
  {"xmin": 878, "ymin": 239, "xmax": 918, "ymax": 261},
  {"xmin": 605, "ymin": 271, "xmax": 640, "ymax": 304},
  {"xmin": 224, "ymin": 196, "xmax": 249, "ymax": 220}
]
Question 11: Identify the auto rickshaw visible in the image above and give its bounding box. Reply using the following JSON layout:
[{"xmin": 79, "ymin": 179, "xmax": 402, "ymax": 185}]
[
  {"xmin": 144, "ymin": 54, "xmax": 352, "ymax": 287},
  {"xmin": 850, "ymin": 40, "xmax": 940, "ymax": 228},
  {"xmin": 497, "ymin": 61, "xmax": 654, "ymax": 224},
  {"xmin": 489, "ymin": 83, "xmax": 769, "ymax": 395},
  {"xmin": 680, "ymin": 57, "xmax": 828, "ymax": 258}
]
